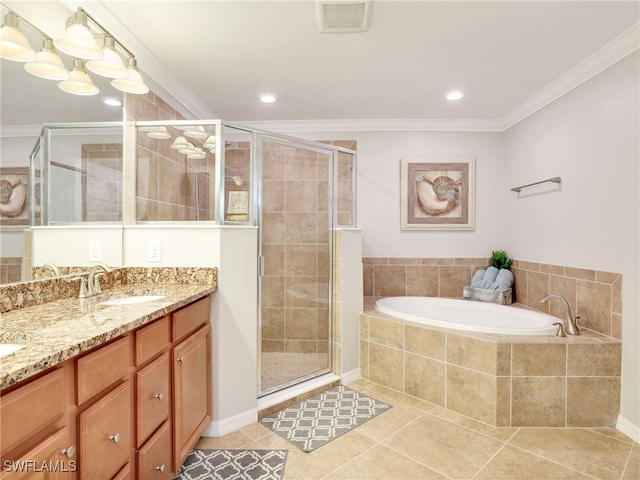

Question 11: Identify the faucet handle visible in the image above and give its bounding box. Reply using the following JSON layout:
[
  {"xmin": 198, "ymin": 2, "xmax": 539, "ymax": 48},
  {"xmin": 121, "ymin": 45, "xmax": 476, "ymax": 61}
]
[{"xmin": 553, "ymin": 322, "xmax": 566, "ymax": 337}]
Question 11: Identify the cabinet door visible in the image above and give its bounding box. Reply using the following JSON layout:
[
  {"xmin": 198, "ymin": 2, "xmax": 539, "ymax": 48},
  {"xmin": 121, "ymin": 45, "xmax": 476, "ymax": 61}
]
[
  {"xmin": 136, "ymin": 353, "xmax": 170, "ymax": 447},
  {"xmin": 136, "ymin": 421, "xmax": 172, "ymax": 480},
  {"xmin": 172, "ymin": 324, "xmax": 211, "ymax": 471},
  {"xmin": 2, "ymin": 427, "xmax": 76, "ymax": 480},
  {"xmin": 78, "ymin": 382, "xmax": 131, "ymax": 480}
]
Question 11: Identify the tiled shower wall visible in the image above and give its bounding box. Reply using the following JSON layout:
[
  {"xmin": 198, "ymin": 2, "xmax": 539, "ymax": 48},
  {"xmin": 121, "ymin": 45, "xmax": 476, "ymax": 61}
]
[
  {"xmin": 363, "ymin": 257, "xmax": 622, "ymax": 340},
  {"xmin": 125, "ymin": 92, "xmax": 215, "ymax": 221},
  {"xmin": 260, "ymin": 140, "xmax": 356, "ymax": 355},
  {"xmin": 82, "ymin": 143, "xmax": 123, "ymax": 222}
]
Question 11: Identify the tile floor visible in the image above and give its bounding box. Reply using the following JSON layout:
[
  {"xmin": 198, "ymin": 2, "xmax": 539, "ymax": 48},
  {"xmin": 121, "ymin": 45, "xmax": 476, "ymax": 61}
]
[{"xmin": 195, "ymin": 379, "xmax": 639, "ymax": 479}]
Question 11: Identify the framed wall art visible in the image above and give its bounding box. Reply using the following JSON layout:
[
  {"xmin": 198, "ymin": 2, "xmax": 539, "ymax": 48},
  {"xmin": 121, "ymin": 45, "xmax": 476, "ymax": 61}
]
[
  {"xmin": 400, "ymin": 157, "xmax": 475, "ymax": 230},
  {"xmin": 0, "ymin": 167, "xmax": 30, "ymax": 229}
]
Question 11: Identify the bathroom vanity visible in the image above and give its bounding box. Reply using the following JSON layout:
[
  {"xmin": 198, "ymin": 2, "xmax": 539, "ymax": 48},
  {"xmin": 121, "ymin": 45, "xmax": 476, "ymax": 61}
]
[{"xmin": 0, "ymin": 268, "xmax": 216, "ymax": 479}]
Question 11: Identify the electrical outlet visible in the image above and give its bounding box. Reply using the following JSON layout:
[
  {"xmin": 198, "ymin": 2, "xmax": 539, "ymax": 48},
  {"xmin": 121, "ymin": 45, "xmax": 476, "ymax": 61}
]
[
  {"xmin": 148, "ymin": 240, "xmax": 162, "ymax": 262},
  {"xmin": 88, "ymin": 240, "xmax": 102, "ymax": 261}
]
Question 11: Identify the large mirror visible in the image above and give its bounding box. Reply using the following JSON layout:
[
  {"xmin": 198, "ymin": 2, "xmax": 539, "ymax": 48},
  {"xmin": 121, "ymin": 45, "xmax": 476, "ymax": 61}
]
[{"xmin": 0, "ymin": 1, "xmax": 126, "ymax": 285}]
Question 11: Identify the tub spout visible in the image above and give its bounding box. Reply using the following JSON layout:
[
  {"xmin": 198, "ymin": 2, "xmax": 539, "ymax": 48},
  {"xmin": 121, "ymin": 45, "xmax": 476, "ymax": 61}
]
[{"xmin": 540, "ymin": 294, "xmax": 580, "ymax": 335}]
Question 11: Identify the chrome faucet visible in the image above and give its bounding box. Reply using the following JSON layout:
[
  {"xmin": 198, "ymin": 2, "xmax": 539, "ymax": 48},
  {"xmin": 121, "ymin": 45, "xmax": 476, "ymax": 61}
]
[
  {"xmin": 540, "ymin": 294, "xmax": 580, "ymax": 335},
  {"xmin": 87, "ymin": 263, "xmax": 112, "ymax": 296},
  {"xmin": 38, "ymin": 263, "xmax": 61, "ymax": 277}
]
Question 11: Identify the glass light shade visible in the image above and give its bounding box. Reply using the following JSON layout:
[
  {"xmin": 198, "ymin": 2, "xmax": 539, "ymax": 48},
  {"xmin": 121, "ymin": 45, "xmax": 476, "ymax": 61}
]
[
  {"xmin": 87, "ymin": 37, "xmax": 128, "ymax": 79},
  {"xmin": 24, "ymin": 39, "xmax": 69, "ymax": 80},
  {"xmin": 187, "ymin": 148, "xmax": 207, "ymax": 159},
  {"xmin": 53, "ymin": 11, "xmax": 102, "ymax": 60},
  {"xmin": 178, "ymin": 142, "xmax": 197, "ymax": 155},
  {"xmin": 170, "ymin": 136, "xmax": 189, "ymax": 150},
  {"xmin": 111, "ymin": 57, "xmax": 149, "ymax": 94},
  {"xmin": 146, "ymin": 127, "xmax": 171, "ymax": 139},
  {"xmin": 203, "ymin": 136, "xmax": 216, "ymax": 149},
  {"xmin": 58, "ymin": 59, "xmax": 99, "ymax": 96},
  {"xmin": 0, "ymin": 13, "xmax": 36, "ymax": 62},
  {"xmin": 183, "ymin": 126, "xmax": 207, "ymax": 139}
]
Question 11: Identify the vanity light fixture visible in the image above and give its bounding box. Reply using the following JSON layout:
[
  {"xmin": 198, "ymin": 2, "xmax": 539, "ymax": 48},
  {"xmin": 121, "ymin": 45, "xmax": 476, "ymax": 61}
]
[
  {"xmin": 203, "ymin": 135, "xmax": 216, "ymax": 149},
  {"xmin": 0, "ymin": 6, "xmax": 149, "ymax": 96},
  {"xmin": 170, "ymin": 136, "xmax": 189, "ymax": 150},
  {"xmin": 24, "ymin": 38, "xmax": 69, "ymax": 80},
  {"xmin": 54, "ymin": 9, "xmax": 102, "ymax": 60},
  {"xmin": 187, "ymin": 148, "xmax": 207, "ymax": 159},
  {"xmin": 146, "ymin": 126, "xmax": 171, "ymax": 139},
  {"xmin": 183, "ymin": 126, "xmax": 207, "ymax": 139},
  {"xmin": 86, "ymin": 37, "xmax": 128, "ymax": 79},
  {"xmin": 178, "ymin": 142, "xmax": 198, "ymax": 155},
  {"xmin": 0, "ymin": 11, "xmax": 36, "ymax": 61},
  {"xmin": 58, "ymin": 59, "xmax": 99, "ymax": 96}
]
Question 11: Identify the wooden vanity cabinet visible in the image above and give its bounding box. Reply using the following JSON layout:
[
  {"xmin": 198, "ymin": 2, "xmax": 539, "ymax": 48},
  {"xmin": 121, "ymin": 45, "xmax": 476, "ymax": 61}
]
[
  {"xmin": 0, "ymin": 294, "xmax": 212, "ymax": 480},
  {"xmin": 171, "ymin": 296, "xmax": 212, "ymax": 472}
]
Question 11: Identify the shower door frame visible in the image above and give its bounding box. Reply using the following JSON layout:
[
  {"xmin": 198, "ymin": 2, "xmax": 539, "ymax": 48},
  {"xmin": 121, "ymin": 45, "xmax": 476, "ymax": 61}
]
[{"xmin": 254, "ymin": 132, "xmax": 337, "ymax": 397}]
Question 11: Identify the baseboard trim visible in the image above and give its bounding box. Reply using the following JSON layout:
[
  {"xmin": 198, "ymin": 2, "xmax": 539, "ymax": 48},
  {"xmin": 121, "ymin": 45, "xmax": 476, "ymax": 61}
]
[
  {"xmin": 617, "ymin": 414, "xmax": 640, "ymax": 443},
  {"xmin": 340, "ymin": 368, "xmax": 361, "ymax": 384},
  {"xmin": 203, "ymin": 409, "xmax": 258, "ymax": 437}
]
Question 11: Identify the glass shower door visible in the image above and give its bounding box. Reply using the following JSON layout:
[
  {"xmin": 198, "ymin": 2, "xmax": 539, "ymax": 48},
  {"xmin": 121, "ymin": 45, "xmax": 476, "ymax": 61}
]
[{"xmin": 258, "ymin": 137, "xmax": 333, "ymax": 395}]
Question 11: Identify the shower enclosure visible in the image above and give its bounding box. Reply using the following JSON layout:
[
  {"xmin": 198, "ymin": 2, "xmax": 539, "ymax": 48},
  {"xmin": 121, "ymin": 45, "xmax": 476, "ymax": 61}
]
[{"xmin": 33, "ymin": 120, "xmax": 356, "ymax": 397}]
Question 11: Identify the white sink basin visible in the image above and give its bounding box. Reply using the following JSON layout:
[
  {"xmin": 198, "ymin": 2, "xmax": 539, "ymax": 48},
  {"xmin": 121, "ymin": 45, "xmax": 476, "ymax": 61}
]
[
  {"xmin": 98, "ymin": 295, "xmax": 166, "ymax": 306},
  {"xmin": 0, "ymin": 344, "xmax": 25, "ymax": 358}
]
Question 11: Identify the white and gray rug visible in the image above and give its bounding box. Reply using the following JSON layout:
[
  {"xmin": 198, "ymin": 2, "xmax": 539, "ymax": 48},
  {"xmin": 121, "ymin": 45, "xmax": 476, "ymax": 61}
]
[
  {"xmin": 173, "ymin": 449, "xmax": 287, "ymax": 480},
  {"xmin": 260, "ymin": 385, "xmax": 391, "ymax": 452}
]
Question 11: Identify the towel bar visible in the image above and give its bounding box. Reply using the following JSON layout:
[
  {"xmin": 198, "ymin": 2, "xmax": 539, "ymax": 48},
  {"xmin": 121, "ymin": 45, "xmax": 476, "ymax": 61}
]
[{"xmin": 511, "ymin": 177, "xmax": 561, "ymax": 193}]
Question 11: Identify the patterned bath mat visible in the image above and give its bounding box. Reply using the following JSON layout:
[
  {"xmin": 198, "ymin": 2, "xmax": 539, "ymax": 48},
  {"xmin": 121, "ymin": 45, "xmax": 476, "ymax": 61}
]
[
  {"xmin": 173, "ymin": 449, "xmax": 288, "ymax": 480},
  {"xmin": 260, "ymin": 385, "xmax": 391, "ymax": 452}
]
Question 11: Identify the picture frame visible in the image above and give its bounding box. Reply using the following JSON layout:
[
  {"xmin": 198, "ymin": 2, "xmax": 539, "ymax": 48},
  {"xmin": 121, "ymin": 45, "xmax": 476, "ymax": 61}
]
[
  {"xmin": 400, "ymin": 157, "xmax": 475, "ymax": 230},
  {"xmin": 0, "ymin": 167, "xmax": 30, "ymax": 229}
]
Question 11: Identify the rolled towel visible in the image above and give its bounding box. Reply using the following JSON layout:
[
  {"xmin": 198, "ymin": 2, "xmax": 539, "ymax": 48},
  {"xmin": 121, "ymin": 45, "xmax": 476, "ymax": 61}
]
[
  {"xmin": 480, "ymin": 279, "xmax": 495, "ymax": 289},
  {"xmin": 471, "ymin": 269, "xmax": 485, "ymax": 287},
  {"xmin": 482, "ymin": 266, "xmax": 499, "ymax": 284},
  {"xmin": 492, "ymin": 268, "xmax": 514, "ymax": 290}
]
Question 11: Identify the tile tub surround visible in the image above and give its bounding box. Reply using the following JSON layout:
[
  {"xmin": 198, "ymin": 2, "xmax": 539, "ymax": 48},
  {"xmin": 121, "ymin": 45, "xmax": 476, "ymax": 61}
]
[
  {"xmin": 360, "ymin": 306, "xmax": 621, "ymax": 427},
  {"xmin": 363, "ymin": 257, "xmax": 622, "ymax": 339},
  {"xmin": 0, "ymin": 267, "xmax": 217, "ymax": 388}
]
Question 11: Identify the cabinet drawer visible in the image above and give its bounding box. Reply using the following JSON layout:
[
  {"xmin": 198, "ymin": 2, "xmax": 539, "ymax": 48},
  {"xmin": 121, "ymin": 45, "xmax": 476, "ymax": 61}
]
[
  {"xmin": 137, "ymin": 421, "xmax": 172, "ymax": 479},
  {"xmin": 2, "ymin": 426, "xmax": 76, "ymax": 479},
  {"xmin": 136, "ymin": 353, "xmax": 170, "ymax": 447},
  {"xmin": 0, "ymin": 368, "xmax": 66, "ymax": 455},
  {"xmin": 76, "ymin": 337, "xmax": 129, "ymax": 405},
  {"xmin": 136, "ymin": 316, "xmax": 170, "ymax": 366},
  {"xmin": 78, "ymin": 382, "xmax": 131, "ymax": 480},
  {"xmin": 172, "ymin": 296, "xmax": 211, "ymax": 342}
]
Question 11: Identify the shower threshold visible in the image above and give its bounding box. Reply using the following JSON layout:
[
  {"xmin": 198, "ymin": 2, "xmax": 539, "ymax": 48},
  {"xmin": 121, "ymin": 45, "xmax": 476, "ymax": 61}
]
[{"xmin": 257, "ymin": 372, "xmax": 340, "ymax": 414}]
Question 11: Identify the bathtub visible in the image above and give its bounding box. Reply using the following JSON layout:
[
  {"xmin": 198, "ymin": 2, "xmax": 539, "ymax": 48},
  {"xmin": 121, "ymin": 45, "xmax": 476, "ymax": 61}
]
[{"xmin": 374, "ymin": 296, "xmax": 558, "ymax": 335}]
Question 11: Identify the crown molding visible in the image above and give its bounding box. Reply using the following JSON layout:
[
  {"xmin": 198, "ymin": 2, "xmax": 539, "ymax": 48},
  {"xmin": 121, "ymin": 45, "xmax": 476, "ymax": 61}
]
[
  {"xmin": 0, "ymin": 125, "xmax": 42, "ymax": 138},
  {"xmin": 233, "ymin": 118, "xmax": 504, "ymax": 133},
  {"xmin": 499, "ymin": 23, "xmax": 639, "ymax": 131}
]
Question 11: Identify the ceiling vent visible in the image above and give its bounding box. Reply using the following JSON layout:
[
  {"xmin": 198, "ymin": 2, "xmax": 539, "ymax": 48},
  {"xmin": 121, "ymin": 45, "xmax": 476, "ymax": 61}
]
[{"xmin": 316, "ymin": 0, "xmax": 372, "ymax": 33}]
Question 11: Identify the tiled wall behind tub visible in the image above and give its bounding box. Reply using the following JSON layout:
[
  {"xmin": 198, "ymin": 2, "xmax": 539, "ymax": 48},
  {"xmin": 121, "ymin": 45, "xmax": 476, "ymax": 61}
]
[{"xmin": 363, "ymin": 257, "xmax": 622, "ymax": 339}]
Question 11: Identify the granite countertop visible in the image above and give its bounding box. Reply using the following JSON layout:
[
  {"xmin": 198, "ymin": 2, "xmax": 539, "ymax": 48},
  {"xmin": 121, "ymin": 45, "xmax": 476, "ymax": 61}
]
[{"xmin": 0, "ymin": 268, "xmax": 217, "ymax": 390}]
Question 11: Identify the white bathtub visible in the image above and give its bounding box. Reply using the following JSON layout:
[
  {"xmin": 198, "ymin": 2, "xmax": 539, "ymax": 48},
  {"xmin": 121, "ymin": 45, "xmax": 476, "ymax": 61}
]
[{"xmin": 374, "ymin": 296, "xmax": 558, "ymax": 335}]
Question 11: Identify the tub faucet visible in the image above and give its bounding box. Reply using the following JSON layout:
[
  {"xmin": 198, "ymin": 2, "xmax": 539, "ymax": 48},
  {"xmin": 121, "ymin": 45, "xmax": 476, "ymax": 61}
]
[
  {"xmin": 87, "ymin": 263, "xmax": 112, "ymax": 296},
  {"xmin": 38, "ymin": 263, "xmax": 61, "ymax": 277},
  {"xmin": 540, "ymin": 294, "xmax": 580, "ymax": 335}
]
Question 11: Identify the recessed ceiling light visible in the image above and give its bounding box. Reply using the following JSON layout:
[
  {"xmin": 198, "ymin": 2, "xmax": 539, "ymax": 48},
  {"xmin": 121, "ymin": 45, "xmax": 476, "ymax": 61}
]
[
  {"xmin": 102, "ymin": 97, "xmax": 122, "ymax": 106},
  {"xmin": 445, "ymin": 91, "xmax": 464, "ymax": 101},
  {"xmin": 260, "ymin": 94, "xmax": 277, "ymax": 104}
]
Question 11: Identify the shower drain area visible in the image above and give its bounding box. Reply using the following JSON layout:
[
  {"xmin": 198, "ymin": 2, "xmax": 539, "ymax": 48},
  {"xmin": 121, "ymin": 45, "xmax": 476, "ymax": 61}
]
[{"xmin": 261, "ymin": 352, "xmax": 329, "ymax": 392}]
